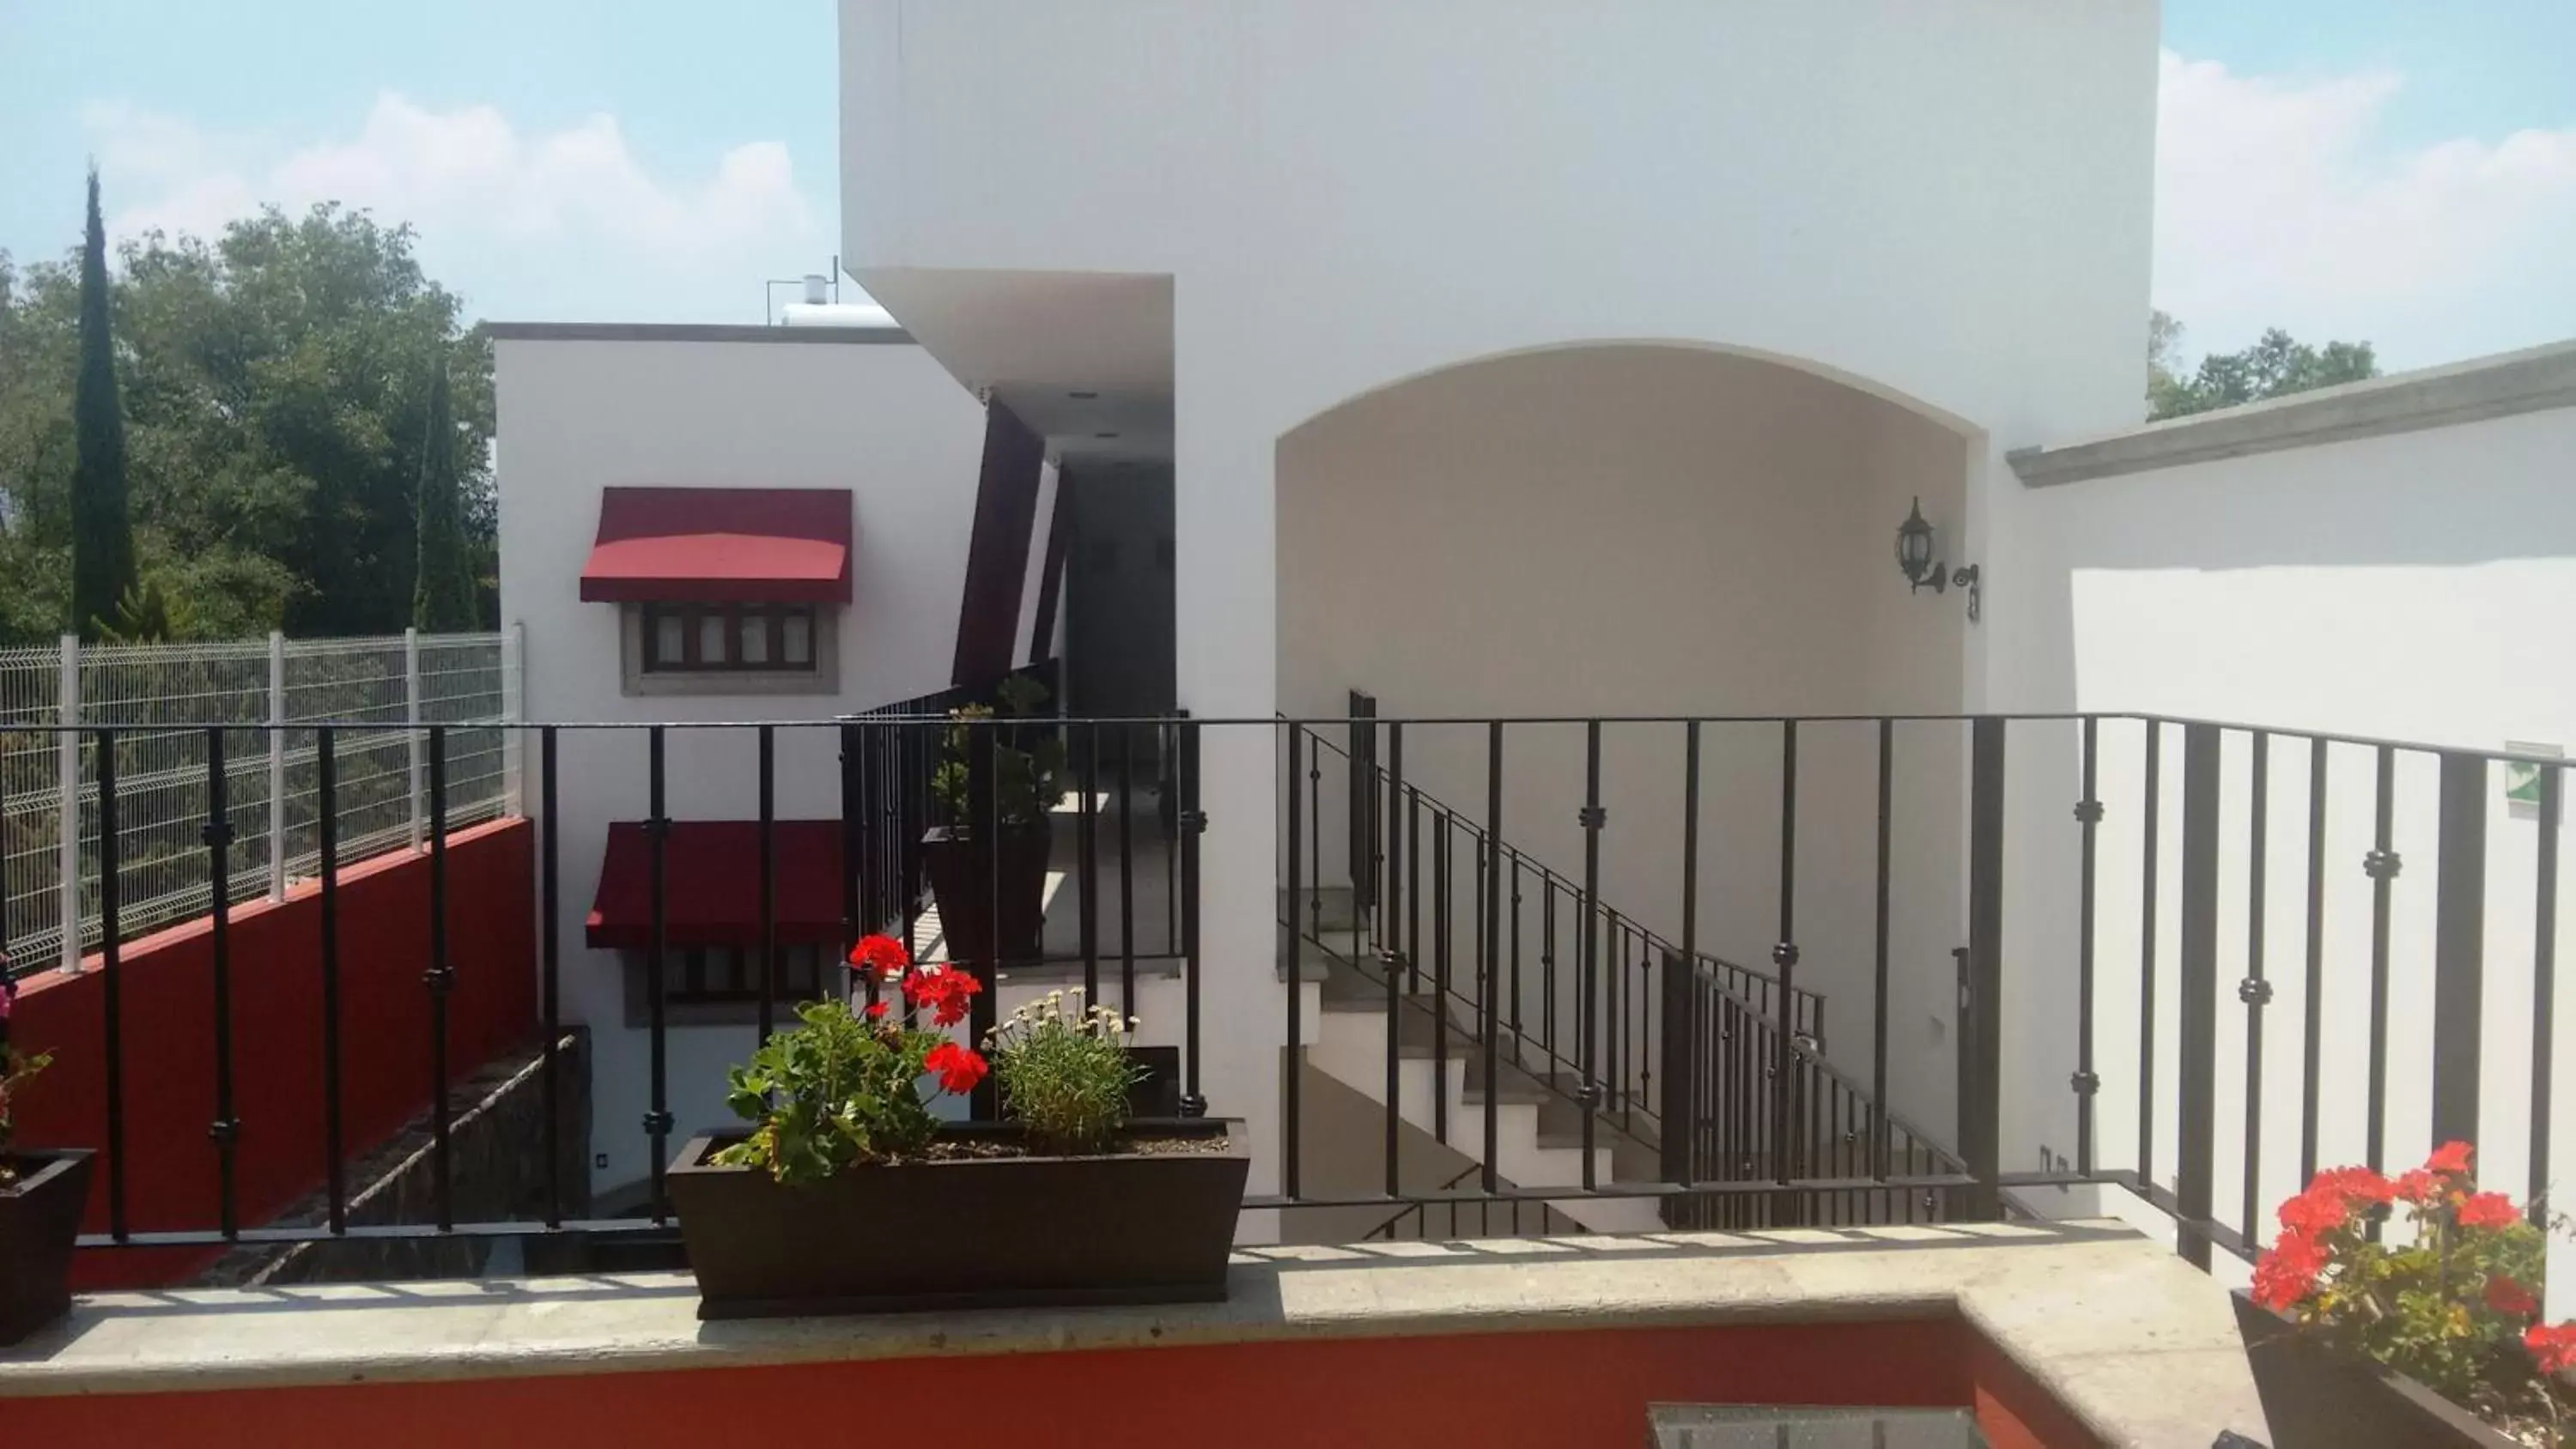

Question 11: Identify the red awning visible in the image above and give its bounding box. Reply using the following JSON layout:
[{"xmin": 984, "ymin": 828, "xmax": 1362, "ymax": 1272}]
[
  {"xmin": 578, "ymin": 488, "xmax": 854, "ymax": 604},
  {"xmin": 586, "ymin": 820, "xmax": 847, "ymax": 949}
]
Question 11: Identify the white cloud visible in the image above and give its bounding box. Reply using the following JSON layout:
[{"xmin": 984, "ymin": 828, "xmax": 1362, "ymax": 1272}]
[
  {"xmin": 2155, "ymin": 50, "xmax": 2576, "ymax": 370},
  {"xmin": 82, "ymin": 94, "xmax": 823, "ymax": 322}
]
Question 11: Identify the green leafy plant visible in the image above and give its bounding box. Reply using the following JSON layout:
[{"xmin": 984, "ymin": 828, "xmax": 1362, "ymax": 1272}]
[
  {"xmin": 2255, "ymin": 1142, "xmax": 2572, "ymax": 1443},
  {"xmin": 0, "ymin": 968, "xmax": 55, "ymax": 1188},
  {"xmin": 986, "ymin": 986, "xmax": 1142, "ymax": 1155},
  {"xmin": 929, "ymin": 674, "xmax": 1067, "ymax": 830},
  {"xmin": 712, "ymin": 935, "xmax": 987, "ymax": 1185}
]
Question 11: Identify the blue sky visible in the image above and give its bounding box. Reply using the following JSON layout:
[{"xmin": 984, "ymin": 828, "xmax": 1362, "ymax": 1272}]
[{"xmin": 3, "ymin": 1, "xmax": 2572, "ymax": 372}]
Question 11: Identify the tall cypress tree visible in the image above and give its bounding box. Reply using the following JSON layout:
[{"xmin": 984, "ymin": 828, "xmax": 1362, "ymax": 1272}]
[
  {"xmin": 70, "ymin": 165, "xmax": 137, "ymax": 640},
  {"xmin": 410, "ymin": 359, "xmax": 477, "ymax": 631}
]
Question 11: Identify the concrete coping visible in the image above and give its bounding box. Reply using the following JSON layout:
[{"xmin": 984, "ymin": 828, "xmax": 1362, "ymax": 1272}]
[
  {"xmin": 0, "ymin": 1219, "xmax": 2268, "ymax": 1446},
  {"xmin": 2009, "ymin": 336, "xmax": 2576, "ymax": 488},
  {"xmin": 480, "ymin": 322, "xmax": 917, "ymax": 345}
]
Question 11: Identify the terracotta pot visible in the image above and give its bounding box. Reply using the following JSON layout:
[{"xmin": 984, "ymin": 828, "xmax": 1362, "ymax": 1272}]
[
  {"xmin": 0, "ymin": 1149, "xmax": 95, "ymax": 1347},
  {"xmin": 920, "ymin": 822, "xmax": 1051, "ymax": 968},
  {"xmin": 2233, "ymin": 1291, "xmax": 2521, "ymax": 1449},
  {"xmin": 667, "ymin": 1119, "xmax": 1249, "ymax": 1319}
]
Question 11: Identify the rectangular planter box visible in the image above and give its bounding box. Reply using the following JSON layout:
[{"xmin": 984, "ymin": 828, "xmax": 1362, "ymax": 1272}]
[
  {"xmin": 667, "ymin": 1119, "xmax": 1249, "ymax": 1320},
  {"xmin": 2233, "ymin": 1291, "xmax": 2519, "ymax": 1449},
  {"xmin": 1, "ymin": 1149, "xmax": 95, "ymax": 1347}
]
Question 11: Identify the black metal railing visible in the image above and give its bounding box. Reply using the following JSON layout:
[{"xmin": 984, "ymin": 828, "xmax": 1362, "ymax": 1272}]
[{"xmin": 13, "ymin": 706, "xmax": 2561, "ymax": 1281}]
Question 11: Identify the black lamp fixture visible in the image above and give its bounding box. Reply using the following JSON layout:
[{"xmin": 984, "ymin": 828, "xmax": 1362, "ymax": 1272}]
[{"xmin": 1895, "ymin": 497, "xmax": 1981, "ymax": 622}]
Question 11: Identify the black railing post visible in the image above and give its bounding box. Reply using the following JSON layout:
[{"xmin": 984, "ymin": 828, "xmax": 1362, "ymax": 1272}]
[
  {"xmin": 969, "ymin": 720, "xmax": 999, "ymax": 1119},
  {"xmin": 1080, "ymin": 723, "xmax": 1101, "ymax": 1001},
  {"xmin": 1383, "ymin": 722, "xmax": 1404, "ymax": 1197},
  {"xmin": 2075, "ymin": 717, "xmax": 2101, "ymax": 1178},
  {"xmin": 837, "ymin": 722, "xmax": 866, "ymax": 1008},
  {"xmin": 203, "ymin": 726, "xmax": 241, "ymax": 1239},
  {"xmin": 2240, "ymin": 731, "xmax": 2271, "ymax": 1241},
  {"xmin": 1120, "ymin": 726, "xmax": 1139, "ymax": 1014},
  {"xmin": 1432, "ymin": 813, "xmax": 1449, "ymax": 1146},
  {"xmin": 318, "ymin": 727, "xmax": 348, "ymax": 1234},
  {"xmin": 1481, "ymin": 721, "xmax": 1503, "ymax": 1194},
  {"xmin": 2531, "ymin": 765, "xmax": 2561, "ymax": 1224},
  {"xmin": 427, "ymin": 725, "xmax": 455, "ymax": 1232},
  {"xmin": 1283, "ymin": 724, "xmax": 1304, "ymax": 1197},
  {"xmin": 1771, "ymin": 721, "xmax": 1799, "ymax": 1189},
  {"xmin": 1177, "ymin": 715, "xmax": 1206, "ymax": 1118},
  {"xmin": 97, "ymin": 727, "xmax": 129, "ymax": 1241},
  {"xmin": 2300, "ymin": 737, "xmax": 2329, "ymax": 1183},
  {"xmin": 853, "ymin": 719, "xmax": 880, "ymax": 935},
  {"xmin": 644, "ymin": 726, "xmax": 671, "ymax": 1220},
  {"xmin": 2431, "ymin": 751, "xmax": 2488, "ymax": 1149},
  {"xmin": 1961, "ymin": 718, "xmax": 2006, "ymax": 1220},
  {"xmin": 1579, "ymin": 720, "xmax": 1604, "ymax": 1190},
  {"xmin": 1350, "ymin": 690, "xmax": 1377, "ymax": 920},
  {"xmin": 537, "ymin": 725, "xmax": 560, "ymax": 1228},
  {"xmin": 1874, "ymin": 717, "xmax": 1894, "ymax": 1181},
  {"xmin": 2174, "ymin": 723, "xmax": 2221, "ymax": 1270},
  {"xmin": 757, "ymin": 724, "xmax": 778, "ymax": 1044},
  {"xmin": 2366, "ymin": 745, "xmax": 2398, "ymax": 1185}
]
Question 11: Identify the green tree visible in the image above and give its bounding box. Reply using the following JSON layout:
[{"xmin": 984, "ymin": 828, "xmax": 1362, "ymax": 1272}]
[
  {"xmin": 70, "ymin": 167, "xmax": 137, "ymax": 640},
  {"xmin": 2149, "ymin": 312, "xmax": 2380, "ymax": 421},
  {"xmin": 0, "ymin": 201, "xmax": 494, "ymax": 645},
  {"xmin": 410, "ymin": 360, "xmax": 476, "ymax": 631}
]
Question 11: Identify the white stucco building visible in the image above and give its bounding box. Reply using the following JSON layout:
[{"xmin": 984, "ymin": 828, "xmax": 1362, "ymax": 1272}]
[{"xmin": 489, "ymin": 0, "xmax": 2576, "ymax": 1285}]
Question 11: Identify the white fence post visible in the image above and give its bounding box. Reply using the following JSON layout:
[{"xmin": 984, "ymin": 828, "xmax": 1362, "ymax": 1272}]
[
  {"xmin": 268, "ymin": 629, "xmax": 288, "ymax": 901},
  {"xmin": 56, "ymin": 634, "xmax": 80, "ymax": 973},
  {"xmin": 405, "ymin": 627, "xmax": 424, "ymax": 852}
]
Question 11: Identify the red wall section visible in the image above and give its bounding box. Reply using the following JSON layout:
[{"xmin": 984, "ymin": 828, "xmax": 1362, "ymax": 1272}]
[
  {"xmin": 8, "ymin": 819, "xmax": 537, "ymax": 1289},
  {"xmin": 4, "ymin": 1320, "xmax": 2107, "ymax": 1448}
]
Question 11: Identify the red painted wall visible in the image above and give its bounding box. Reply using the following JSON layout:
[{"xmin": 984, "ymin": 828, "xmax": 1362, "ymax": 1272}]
[
  {"xmin": 8, "ymin": 819, "xmax": 537, "ymax": 1289},
  {"xmin": 5, "ymin": 1320, "xmax": 2103, "ymax": 1447}
]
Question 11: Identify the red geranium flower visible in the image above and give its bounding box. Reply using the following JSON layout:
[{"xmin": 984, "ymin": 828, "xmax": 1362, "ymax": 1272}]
[
  {"xmin": 848, "ymin": 934, "xmax": 910, "ymax": 978},
  {"xmin": 2527, "ymin": 1322, "xmax": 2576, "ymax": 1375},
  {"xmin": 924, "ymin": 1041, "xmax": 988, "ymax": 1094},
  {"xmin": 2253, "ymin": 1229, "xmax": 2328, "ymax": 1311},
  {"xmin": 2487, "ymin": 1276, "xmax": 2541, "ymax": 1317},
  {"xmin": 902, "ymin": 966, "xmax": 985, "ymax": 1027},
  {"xmin": 2458, "ymin": 1191, "xmax": 2520, "ymax": 1229},
  {"xmin": 864, "ymin": 1001, "xmax": 890, "ymax": 1021},
  {"xmin": 2318, "ymin": 1166, "xmax": 2397, "ymax": 1205},
  {"xmin": 2393, "ymin": 1168, "xmax": 2437, "ymax": 1204},
  {"xmin": 2279, "ymin": 1183, "xmax": 2355, "ymax": 1234},
  {"xmin": 2427, "ymin": 1141, "xmax": 2475, "ymax": 1177}
]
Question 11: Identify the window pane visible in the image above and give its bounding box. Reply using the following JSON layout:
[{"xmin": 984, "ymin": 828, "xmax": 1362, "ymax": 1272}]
[
  {"xmin": 653, "ymin": 609, "xmax": 684, "ymax": 669},
  {"xmin": 781, "ymin": 609, "xmax": 813, "ymax": 665},
  {"xmin": 700, "ymin": 610, "xmax": 729, "ymax": 665},
  {"xmin": 738, "ymin": 609, "xmax": 770, "ymax": 665}
]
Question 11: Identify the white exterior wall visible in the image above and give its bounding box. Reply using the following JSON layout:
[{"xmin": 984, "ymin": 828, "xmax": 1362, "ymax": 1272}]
[
  {"xmin": 494, "ymin": 332, "xmax": 987, "ymax": 1194},
  {"xmin": 1996, "ymin": 399, "xmax": 2576, "ymax": 1296},
  {"xmin": 842, "ymin": 0, "xmax": 2160, "ymax": 1203},
  {"xmin": 1279, "ymin": 345, "xmax": 1972, "ymax": 1127}
]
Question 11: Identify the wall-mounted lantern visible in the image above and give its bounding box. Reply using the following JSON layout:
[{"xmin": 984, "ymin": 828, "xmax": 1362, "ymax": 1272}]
[{"xmin": 1894, "ymin": 497, "xmax": 1981, "ymax": 623}]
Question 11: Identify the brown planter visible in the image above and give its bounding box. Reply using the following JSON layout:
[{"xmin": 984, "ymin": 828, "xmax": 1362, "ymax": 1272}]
[
  {"xmin": 1, "ymin": 1149, "xmax": 95, "ymax": 1347},
  {"xmin": 2233, "ymin": 1292, "xmax": 2521, "ymax": 1449},
  {"xmin": 920, "ymin": 823, "xmax": 1051, "ymax": 968},
  {"xmin": 667, "ymin": 1119, "xmax": 1249, "ymax": 1320}
]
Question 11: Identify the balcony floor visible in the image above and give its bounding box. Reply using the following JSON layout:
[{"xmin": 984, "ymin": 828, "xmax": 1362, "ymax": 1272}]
[{"xmin": 3, "ymin": 1219, "xmax": 2263, "ymax": 1446}]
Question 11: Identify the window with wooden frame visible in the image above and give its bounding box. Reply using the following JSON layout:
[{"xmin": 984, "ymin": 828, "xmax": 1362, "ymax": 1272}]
[
  {"xmin": 665, "ymin": 943, "xmax": 827, "ymax": 1004},
  {"xmin": 638, "ymin": 603, "xmax": 820, "ymax": 675}
]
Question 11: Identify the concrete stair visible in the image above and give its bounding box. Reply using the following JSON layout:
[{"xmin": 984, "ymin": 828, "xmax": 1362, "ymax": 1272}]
[{"xmin": 1288, "ymin": 899, "xmax": 1663, "ymax": 1234}]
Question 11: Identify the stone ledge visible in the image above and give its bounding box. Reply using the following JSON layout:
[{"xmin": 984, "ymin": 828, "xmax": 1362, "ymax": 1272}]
[
  {"xmin": 2009, "ymin": 336, "xmax": 2576, "ymax": 488},
  {"xmin": 0, "ymin": 1220, "xmax": 2264, "ymax": 1446}
]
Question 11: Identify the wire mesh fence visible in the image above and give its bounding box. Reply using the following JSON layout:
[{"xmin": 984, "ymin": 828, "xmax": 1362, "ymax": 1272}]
[{"xmin": 1, "ymin": 630, "xmax": 519, "ymax": 976}]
